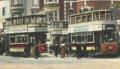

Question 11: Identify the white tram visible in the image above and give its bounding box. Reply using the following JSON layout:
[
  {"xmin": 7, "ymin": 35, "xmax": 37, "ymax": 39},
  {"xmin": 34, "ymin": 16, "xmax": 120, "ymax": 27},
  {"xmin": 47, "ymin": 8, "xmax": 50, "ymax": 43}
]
[
  {"xmin": 68, "ymin": 9, "xmax": 118, "ymax": 56},
  {"xmin": 4, "ymin": 15, "xmax": 48, "ymax": 56}
]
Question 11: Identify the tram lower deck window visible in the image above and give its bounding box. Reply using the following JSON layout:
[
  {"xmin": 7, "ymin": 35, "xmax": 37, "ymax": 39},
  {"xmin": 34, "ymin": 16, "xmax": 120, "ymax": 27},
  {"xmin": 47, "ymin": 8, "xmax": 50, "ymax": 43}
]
[
  {"xmin": 10, "ymin": 37, "xmax": 15, "ymax": 43},
  {"xmin": 87, "ymin": 35, "xmax": 93, "ymax": 42},
  {"xmin": 72, "ymin": 36, "xmax": 77, "ymax": 43}
]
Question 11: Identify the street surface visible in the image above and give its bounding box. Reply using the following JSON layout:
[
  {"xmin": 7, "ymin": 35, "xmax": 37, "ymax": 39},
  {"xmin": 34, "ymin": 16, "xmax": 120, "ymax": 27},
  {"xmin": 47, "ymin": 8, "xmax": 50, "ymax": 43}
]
[{"xmin": 0, "ymin": 53, "xmax": 120, "ymax": 69}]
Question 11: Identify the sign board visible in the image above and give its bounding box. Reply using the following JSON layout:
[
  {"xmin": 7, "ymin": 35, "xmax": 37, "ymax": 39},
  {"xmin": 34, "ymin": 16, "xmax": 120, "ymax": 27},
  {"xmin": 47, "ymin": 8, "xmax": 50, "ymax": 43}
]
[
  {"xmin": 51, "ymin": 30, "xmax": 62, "ymax": 35},
  {"xmin": 36, "ymin": 27, "xmax": 47, "ymax": 32},
  {"xmin": 105, "ymin": 24, "xmax": 115, "ymax": 30},
  {"xmin": 4, "ymin": 25, "xmax": 47, "ymax": 34},
  {"xmin": 73, "ymin": 24, "xmax": 102, "ymax": 33},
  {"xmin": 4, "ymin": 26, "xmax": 27, "ymax": 34}
]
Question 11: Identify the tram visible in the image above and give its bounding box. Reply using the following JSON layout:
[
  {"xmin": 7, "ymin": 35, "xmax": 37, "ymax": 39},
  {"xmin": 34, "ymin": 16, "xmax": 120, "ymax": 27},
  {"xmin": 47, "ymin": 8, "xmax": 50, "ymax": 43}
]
[
  {"xmin": 4, "ymin": 15, "xmax": 48, "ymax": 57},
  {"xmin": 68, "ymin": 9, "xmax": 118, "ymax": 56}
]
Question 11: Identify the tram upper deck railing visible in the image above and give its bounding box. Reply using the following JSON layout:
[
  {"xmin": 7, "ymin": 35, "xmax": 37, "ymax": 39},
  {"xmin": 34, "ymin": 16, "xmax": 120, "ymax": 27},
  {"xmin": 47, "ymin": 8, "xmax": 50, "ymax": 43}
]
[
  {"xmin": 5, "ymin": 15, "xmax": 47, "ymax": 26},
  {"xmin": 69, "ymin": 9, "xmax": 116, "ymax": 24}
]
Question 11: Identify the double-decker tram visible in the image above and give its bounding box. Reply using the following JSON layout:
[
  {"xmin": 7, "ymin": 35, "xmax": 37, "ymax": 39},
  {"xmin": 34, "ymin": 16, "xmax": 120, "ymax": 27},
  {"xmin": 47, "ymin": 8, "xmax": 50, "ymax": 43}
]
[
  {"xmin": 68, "ymin": 9, "xmax": 118, "ymax": 56},
  {"xmin": 4, "ymin": 15, "xmax": 48, "ymax": 57}
]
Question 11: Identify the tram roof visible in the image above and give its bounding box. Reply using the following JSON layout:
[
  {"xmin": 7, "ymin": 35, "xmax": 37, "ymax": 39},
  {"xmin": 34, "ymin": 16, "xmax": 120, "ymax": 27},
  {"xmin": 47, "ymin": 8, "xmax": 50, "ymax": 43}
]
[
  {"xmin": 70, "ymin": 9, "xmax": 114, "ymax": 17},
  {"xmin": 6, "ymin": 14, "xmax": 46, "ymax": 19}
]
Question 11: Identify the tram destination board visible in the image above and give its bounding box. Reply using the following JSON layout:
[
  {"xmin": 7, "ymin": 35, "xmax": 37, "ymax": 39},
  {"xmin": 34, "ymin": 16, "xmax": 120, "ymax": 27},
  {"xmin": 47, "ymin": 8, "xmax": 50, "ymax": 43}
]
[{"xmin": 105, "ymin": 24, "xmax": 115, "ymax": 30}]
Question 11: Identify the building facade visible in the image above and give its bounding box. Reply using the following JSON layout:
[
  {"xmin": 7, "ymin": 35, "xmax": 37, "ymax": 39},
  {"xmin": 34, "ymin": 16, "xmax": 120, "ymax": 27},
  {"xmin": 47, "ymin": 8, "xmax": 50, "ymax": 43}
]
[
  {"xmin": 44, "ymin": 0, "xmax": 78, "ymax": 45},
  {"xmin": 0, "ymin": 0, "xmax": 11, "ymax": 30},
  {"xmin": 10, "ymin": 0, "xmax": 43, "ymax": 17}
]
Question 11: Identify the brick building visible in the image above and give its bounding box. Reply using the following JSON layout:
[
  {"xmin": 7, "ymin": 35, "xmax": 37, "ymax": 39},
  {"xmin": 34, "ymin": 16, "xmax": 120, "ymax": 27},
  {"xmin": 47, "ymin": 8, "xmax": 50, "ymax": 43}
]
[{"xmin": 77, "ymin": 0, "xmax": 120, "ymax": 14}]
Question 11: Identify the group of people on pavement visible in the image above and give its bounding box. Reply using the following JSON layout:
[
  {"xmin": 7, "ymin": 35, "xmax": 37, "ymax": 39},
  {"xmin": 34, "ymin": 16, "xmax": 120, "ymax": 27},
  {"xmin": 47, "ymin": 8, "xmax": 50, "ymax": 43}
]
[
  {"xmin": 31, "ymin": 40, "xmax": 87, "ymax": 59},
  {"xmin": 51, "ymin": 43, "xmax": 87, "ymax": 59},
  {"xmin": 52, "ymin": 43, "xmax": 69, "ymax": 58}
]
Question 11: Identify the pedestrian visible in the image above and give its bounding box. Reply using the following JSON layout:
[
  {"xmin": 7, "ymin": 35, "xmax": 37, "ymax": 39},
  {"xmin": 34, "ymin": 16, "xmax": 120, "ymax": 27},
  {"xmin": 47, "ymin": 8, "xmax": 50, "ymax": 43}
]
[
  {"xmin": 49, "ymin": 45, "xmax": 54, "ymax": 54},
  {"xmin": 54, "ymin": 44, "xmax": 59, "ymax": 57},
  {"xmin": 34, "ymin": 46, "xmax": 38, "ymax": 59},
  {"xmin": 65, "ymin": 46, "xmax": 69, "ymax": 57},
  {"xmin": 76, "ymin": 44, "xmax": 82, "ymax": 59},
  {"xmin": 60, "ymin": 43, "xmax": 65, "ymax": 58},
  {"xmin": 35, "ymin": 45, "xmax": 41, "ymax": 59}
]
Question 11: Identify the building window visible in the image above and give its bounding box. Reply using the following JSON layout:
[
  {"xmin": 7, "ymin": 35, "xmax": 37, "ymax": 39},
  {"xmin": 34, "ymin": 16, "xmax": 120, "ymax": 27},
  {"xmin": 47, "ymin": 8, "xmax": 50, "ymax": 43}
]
[
  {"xmin": 2, "ymin": 7, "xmax": 6, "ymax": 16},
  {"xmin": 11, "ymin": 0, "xmax": 14, "ymax": 6},
  {"xmin": 18, "ymin": 0, "xmax": 23, "ymax": 4},
  {"xmin": 54, "ymin": 0, "xmax": 57, "ymax": 2},
  {"xmin": 32, "ymin": 0, "xmax": 39, "ymax": 6},
  {"xmin": 54, "ymin": 11, "xmax": 57, "ymax": 16},
  {"xmin": 49, "ymin": 0, "xmax": 53, "ymax": 2},
  {"xmin": 14, "ymin": 0, "xmax": 18, "ymax": 5},
  {"xmin": 11, "ymin": 0, "xmax": 23, "ymax": 6},
  {"xmin": 31, "ymin": 9, "xmax": 39, "ymax": 14}
]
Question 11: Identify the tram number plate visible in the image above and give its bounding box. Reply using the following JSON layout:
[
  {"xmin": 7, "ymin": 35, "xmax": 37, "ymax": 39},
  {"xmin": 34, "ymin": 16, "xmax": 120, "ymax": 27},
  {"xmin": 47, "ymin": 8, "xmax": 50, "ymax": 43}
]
[{"xmin": 10, "ymin": 48, "xmax": 24, "ymax": 52}]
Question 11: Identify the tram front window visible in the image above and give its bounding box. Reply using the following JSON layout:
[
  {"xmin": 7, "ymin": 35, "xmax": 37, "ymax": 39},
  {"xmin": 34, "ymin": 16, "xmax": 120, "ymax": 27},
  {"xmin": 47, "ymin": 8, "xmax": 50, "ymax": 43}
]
[{"xmin": 104, "ymin": 31, "xmax": 115, "ymax": 42}]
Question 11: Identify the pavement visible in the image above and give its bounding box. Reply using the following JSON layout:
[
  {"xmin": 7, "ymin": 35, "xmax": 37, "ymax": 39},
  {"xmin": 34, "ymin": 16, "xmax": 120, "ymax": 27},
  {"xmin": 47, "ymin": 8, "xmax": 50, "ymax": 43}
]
[
  {"xmin": 1, "ymin": 61, "xmax": 120, "ymax": 69},
  {"xmin": 0, "ymin": 53, "xmax": 120, "ymax": 69}
]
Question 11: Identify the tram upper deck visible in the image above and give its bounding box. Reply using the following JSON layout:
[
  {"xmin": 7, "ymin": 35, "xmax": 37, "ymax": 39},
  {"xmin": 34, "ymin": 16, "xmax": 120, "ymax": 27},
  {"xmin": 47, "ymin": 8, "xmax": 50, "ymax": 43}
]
[
  {"xmin": 68, "ymin": 9, "xmax": 116, "ymax": 33},
  {"xmin": 69, "ymin": 9, "xmax": 116, "ymax": 24},
  {"xmin": 4, "ymin": 15, "xmax": 47, "ymax": 34}
]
